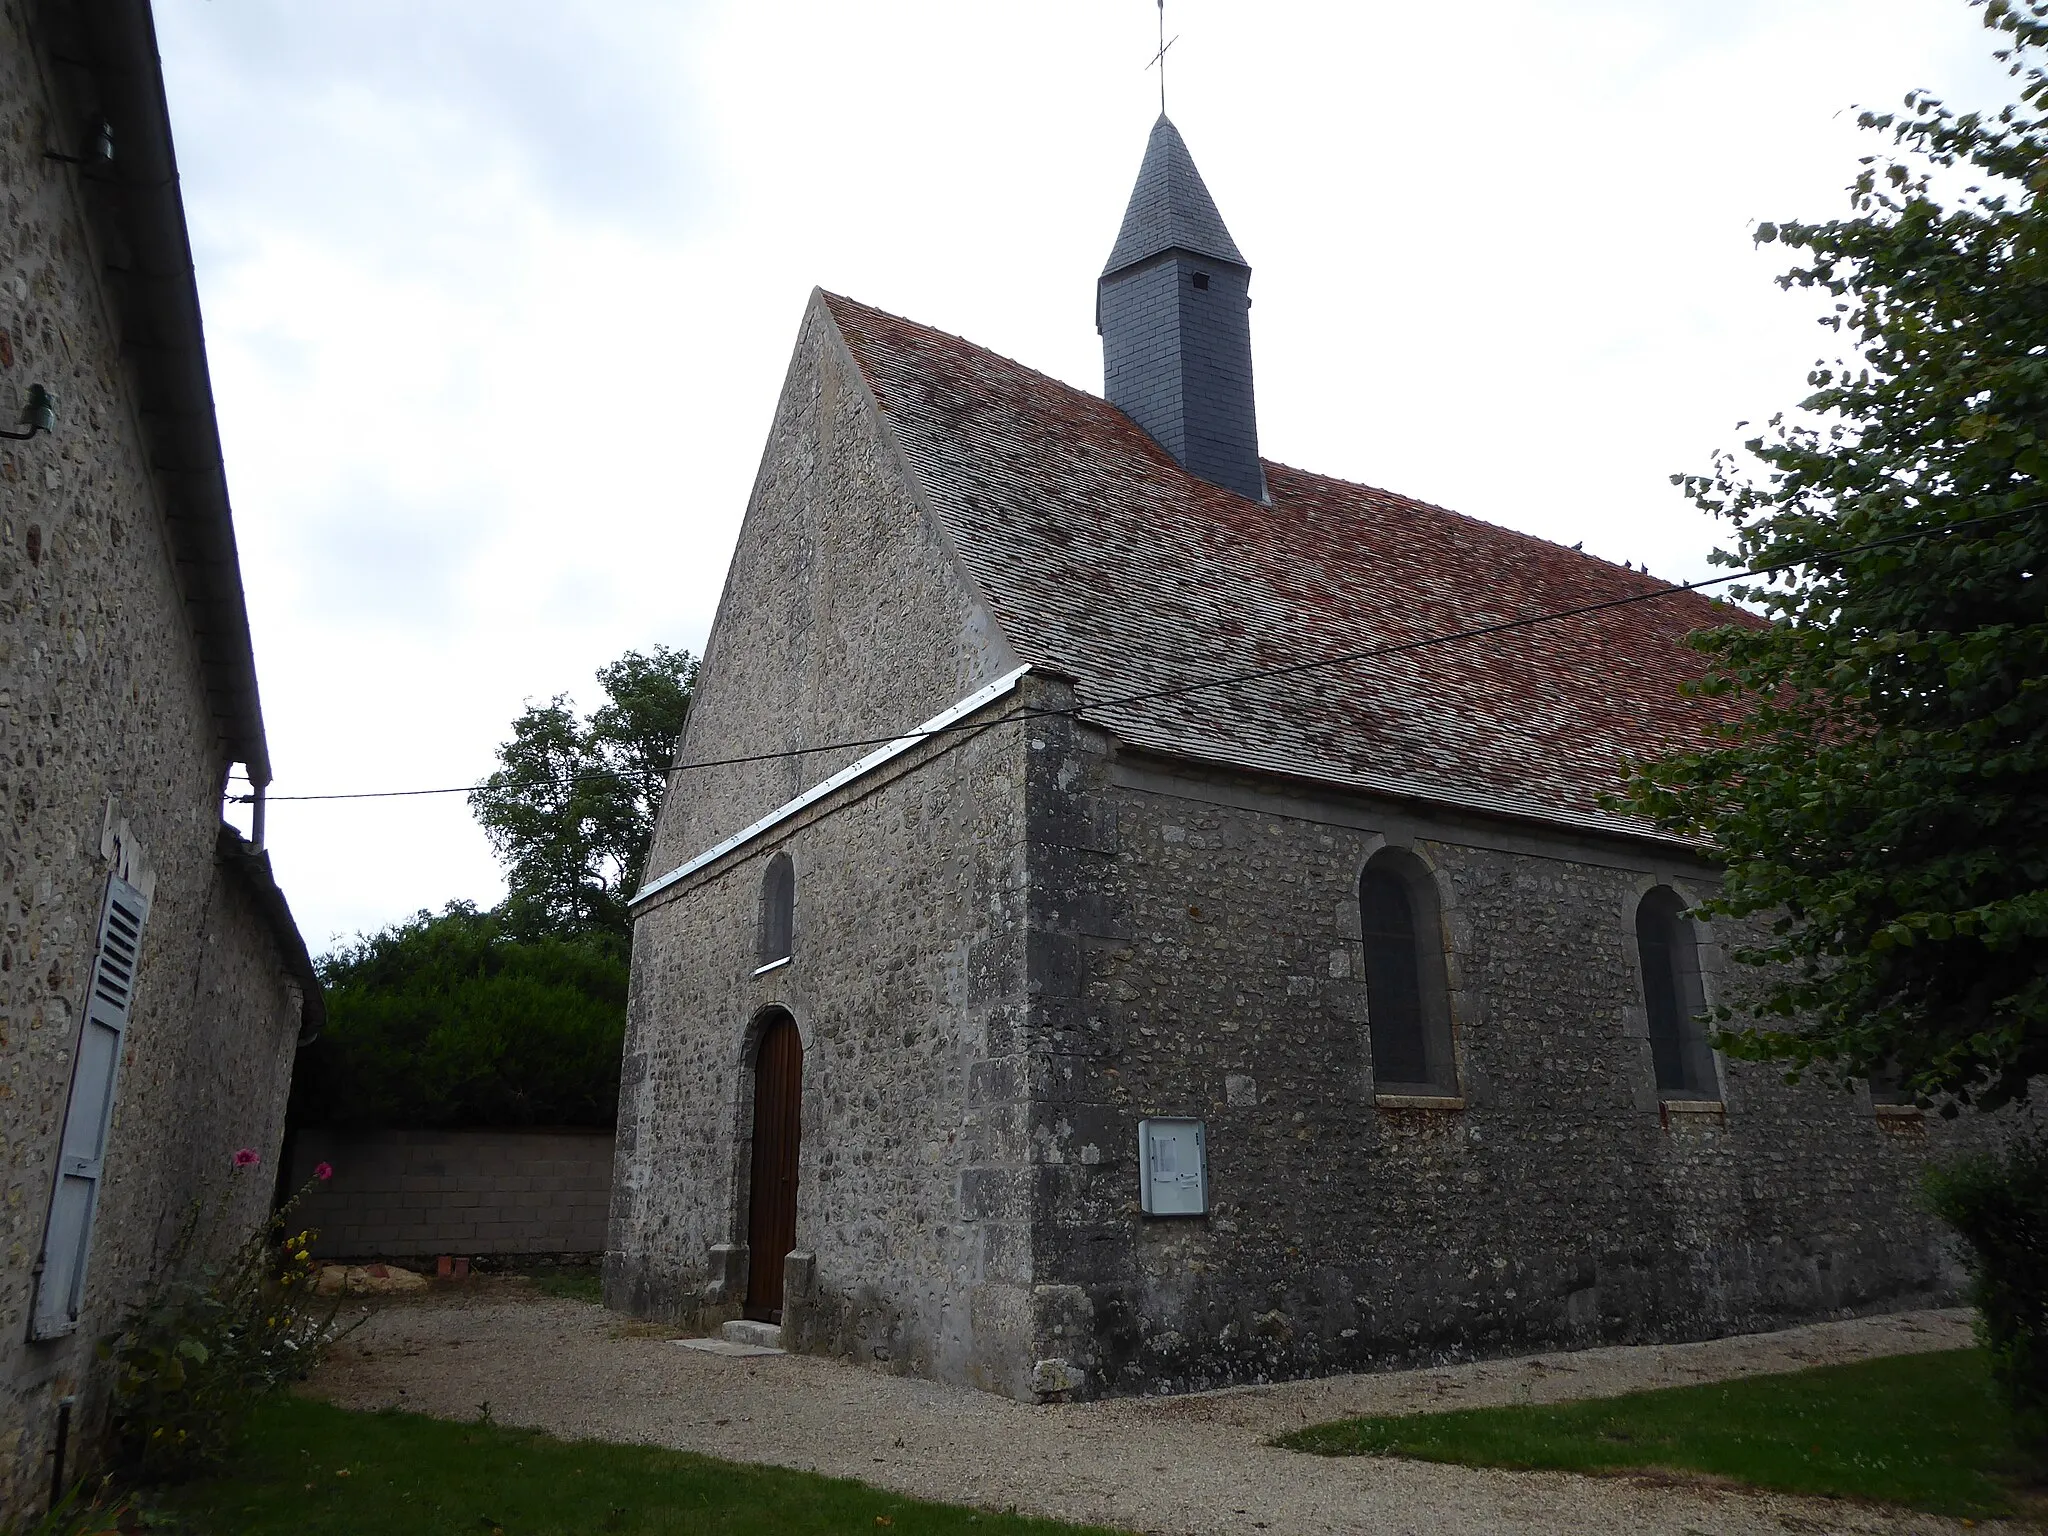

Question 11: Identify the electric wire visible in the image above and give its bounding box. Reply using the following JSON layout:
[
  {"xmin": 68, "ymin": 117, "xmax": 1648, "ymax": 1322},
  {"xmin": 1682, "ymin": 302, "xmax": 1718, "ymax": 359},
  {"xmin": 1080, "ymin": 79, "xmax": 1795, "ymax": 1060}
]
[{"xmin": 231, "ymin": 504, "xmax": 2043, "ymax": 806}]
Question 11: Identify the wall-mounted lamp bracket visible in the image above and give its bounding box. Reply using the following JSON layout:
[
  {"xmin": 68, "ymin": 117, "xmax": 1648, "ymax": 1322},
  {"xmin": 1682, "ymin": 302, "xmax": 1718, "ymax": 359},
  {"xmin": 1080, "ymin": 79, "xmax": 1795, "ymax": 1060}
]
[
  {"xmin": 0, "ymin": 385, "xmax": 57, "ymax": 440},
  {"xmin": 42, "ymin": 119, "xmax": 112, "ymax": 168}
]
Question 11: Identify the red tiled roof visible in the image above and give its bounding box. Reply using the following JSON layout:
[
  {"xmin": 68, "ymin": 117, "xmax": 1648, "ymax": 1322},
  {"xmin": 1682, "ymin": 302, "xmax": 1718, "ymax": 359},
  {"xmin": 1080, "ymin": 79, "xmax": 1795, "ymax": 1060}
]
[{"xmin": 823, "ymin": 291, "xmax": 1754, "ymax": 841}]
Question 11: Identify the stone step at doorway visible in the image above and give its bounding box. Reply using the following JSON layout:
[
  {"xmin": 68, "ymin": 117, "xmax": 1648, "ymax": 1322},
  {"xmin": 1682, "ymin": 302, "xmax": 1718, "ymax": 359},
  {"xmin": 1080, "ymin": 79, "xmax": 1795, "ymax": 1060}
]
[{"xmin": 722, "ymin": 1319, "xmax": 783, "ymax": 1349}]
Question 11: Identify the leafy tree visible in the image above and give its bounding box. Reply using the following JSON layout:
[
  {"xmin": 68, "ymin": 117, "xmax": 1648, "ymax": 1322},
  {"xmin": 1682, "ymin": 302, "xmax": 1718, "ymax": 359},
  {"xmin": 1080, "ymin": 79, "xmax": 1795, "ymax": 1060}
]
[
  {"xmin": 470, "ymin": 644, "xmax": 696, "ymax": 947},
  {"xmin": 290, "ymin": 903, "xmax": 626, "ymax": 1130},
  {"xmin": 1622, "ymin": 0, "xmax": 2048, "ymax": 1113},
  {"xmin": 291, "ymin": 645, "xmax": 690, "ymax": 1130},
  {"xmin": 590, "ymin": 646, "xmax": 700, "ymax": 820}
]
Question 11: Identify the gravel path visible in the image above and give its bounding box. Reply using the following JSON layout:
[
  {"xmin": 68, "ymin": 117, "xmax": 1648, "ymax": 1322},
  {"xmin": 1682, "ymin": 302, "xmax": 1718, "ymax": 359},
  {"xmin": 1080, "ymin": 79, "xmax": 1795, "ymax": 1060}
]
[{"xmin": 308, "ymin": 1292, "xmax": 2013, "ymax": 1535}]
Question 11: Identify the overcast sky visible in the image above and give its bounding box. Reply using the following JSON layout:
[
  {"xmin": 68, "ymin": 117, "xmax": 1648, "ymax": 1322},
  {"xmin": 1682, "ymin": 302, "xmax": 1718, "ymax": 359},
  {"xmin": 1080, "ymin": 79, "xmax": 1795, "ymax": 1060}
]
[{"xmin": 155, "ymin": 0, "xmax": 2013, "ymax": 950}]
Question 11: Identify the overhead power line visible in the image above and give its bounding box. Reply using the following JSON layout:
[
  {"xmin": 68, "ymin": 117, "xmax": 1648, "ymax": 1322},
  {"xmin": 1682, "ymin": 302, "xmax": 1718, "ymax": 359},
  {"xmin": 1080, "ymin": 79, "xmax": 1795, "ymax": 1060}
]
[{"xmin": 233, "ymin": 505, "xmax": 2041, "ymax": 806}]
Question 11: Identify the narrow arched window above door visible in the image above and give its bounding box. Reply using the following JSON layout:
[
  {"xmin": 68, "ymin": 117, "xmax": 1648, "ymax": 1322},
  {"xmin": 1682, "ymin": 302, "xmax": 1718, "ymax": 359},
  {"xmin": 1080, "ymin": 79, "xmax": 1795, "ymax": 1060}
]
[
  {"xmin": 759, "ymin": 852, "xmax": 794, "ymax": 966},
  {"xmin": 1359, "ymin": 850, "xmax": 1458, "ymax": 1097}
]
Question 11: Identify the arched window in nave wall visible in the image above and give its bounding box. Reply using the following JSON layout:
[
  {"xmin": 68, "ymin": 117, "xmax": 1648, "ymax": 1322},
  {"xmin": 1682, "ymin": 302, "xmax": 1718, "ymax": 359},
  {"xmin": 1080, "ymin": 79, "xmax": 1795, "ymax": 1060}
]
[
  {"xmin": 1635, "ymin": 886, "xmax": 1716, "ymax": 1099},
  {"xmin": 1359, "ymin": 850, "xmax": 1458, "ymax": 1096}
]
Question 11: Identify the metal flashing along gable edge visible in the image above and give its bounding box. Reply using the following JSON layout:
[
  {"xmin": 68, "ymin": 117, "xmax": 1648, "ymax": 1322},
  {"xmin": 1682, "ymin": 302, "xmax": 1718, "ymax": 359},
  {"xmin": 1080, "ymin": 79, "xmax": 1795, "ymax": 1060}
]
[{"xmin": 631, "ymin": 665, "xmax": 1033, "ymax": 910}]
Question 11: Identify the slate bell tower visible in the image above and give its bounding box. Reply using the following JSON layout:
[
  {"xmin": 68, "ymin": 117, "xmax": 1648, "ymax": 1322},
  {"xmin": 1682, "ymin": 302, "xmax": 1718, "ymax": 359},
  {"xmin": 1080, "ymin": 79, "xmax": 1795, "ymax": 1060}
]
[{"xmin": 1098, "ymin": 115, "xmax": 1264, "ymax": 502}]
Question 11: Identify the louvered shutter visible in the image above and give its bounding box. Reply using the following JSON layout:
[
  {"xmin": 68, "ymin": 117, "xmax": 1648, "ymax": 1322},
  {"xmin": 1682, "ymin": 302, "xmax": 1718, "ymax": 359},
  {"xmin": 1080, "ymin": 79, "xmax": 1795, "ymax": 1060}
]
[{"xmin": 30, "ymin": 874, "xmax": 149, "ymax": 1340}]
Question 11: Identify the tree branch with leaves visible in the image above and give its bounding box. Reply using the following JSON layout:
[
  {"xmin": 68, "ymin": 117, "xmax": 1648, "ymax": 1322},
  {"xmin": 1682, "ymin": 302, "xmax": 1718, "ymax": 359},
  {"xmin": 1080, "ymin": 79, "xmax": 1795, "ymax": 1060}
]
[
  {"xmin": 1620, "ymin": 0, "xmax": 2048, "ymax": 1113},
  {"xmin": 469, "ymin": 644, "xmax": 697, "ymax": 949}
]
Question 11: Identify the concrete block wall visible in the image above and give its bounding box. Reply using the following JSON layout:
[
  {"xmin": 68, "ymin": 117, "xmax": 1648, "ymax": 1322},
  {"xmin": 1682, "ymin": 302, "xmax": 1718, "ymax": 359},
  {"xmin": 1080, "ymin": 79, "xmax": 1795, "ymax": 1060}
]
[{"xmin": 288, "ymin": 1130, "xmax": 614, "ymax": 1259}]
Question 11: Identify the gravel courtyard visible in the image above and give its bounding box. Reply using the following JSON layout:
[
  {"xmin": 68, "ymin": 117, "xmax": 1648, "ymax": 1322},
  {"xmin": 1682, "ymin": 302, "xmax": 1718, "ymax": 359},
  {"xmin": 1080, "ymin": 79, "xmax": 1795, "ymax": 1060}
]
[{"xmin": 307, "ymin": 1293, "xmax": 2011, "ymax": 1535}]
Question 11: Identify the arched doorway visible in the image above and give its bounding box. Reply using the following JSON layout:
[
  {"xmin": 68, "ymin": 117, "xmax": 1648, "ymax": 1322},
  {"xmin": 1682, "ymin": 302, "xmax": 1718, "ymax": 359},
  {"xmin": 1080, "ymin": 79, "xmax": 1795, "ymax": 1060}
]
[{"xmin": 745, "ymin": 1012, "xmax": 803, "ymax": 1321}]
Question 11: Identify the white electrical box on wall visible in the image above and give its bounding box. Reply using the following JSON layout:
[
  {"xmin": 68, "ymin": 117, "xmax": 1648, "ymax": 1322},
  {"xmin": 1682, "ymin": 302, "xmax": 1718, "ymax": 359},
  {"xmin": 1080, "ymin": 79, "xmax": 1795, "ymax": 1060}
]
[{"xmin": 1138, "ymin": 1118, "xmax": 1208, "ymax": 1216}]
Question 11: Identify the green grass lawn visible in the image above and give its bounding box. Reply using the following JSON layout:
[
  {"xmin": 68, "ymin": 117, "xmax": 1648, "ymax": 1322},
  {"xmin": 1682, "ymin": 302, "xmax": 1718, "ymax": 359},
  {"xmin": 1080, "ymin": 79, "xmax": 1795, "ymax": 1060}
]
[
  {"xmin": 524, "ymin": 1266, "xmax": 605, "ymax": 1304},
  {"xmin": 1278, "ymin": 1347, "xmax": 2034, "ymax": 1519},
  {"xmin": 158, "ymin": 1396, "xmax": 1121, "ymax": 1535}
]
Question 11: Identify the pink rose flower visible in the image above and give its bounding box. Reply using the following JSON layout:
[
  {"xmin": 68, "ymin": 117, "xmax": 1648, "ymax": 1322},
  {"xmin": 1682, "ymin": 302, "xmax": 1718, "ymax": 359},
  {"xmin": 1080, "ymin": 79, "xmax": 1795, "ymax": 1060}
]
[
  {"xmin": 314, "ymin": 1162, "xmax": 334, "ymax": 1182},
  {"xmin": 232, "ymin": 1147, "xmax": 260, "ymax": 1169}
]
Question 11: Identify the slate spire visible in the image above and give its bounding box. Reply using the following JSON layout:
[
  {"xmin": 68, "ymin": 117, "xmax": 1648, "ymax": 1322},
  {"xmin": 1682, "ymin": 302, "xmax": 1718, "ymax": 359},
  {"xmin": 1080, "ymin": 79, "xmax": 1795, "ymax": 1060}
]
[
  {"xmin": 1097, "ymin": 115, "xmax": 1263, "ymax": 502},
  {"xmin": 1102, "ymin": 115, "xmax": 1247, "ymax": 278}
]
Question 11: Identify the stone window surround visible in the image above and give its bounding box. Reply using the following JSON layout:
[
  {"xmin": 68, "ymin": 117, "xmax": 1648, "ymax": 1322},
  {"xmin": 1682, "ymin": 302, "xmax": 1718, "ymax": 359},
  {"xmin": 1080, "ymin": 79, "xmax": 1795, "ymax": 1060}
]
[
  {"xmin": 1353, "ymin": 834, "xmax": 1467, "ymax": 1108},
  {"xmin": 1620, "ymin": 873, "xmax": 1731, "ymax": 1114},
  {"xmin": 1861, "ymin": 1077, "xmax": 1927, "ymax": 1121},
  {"xmin": 1374, "ymin": 1093, "xmax": 1467, "ymax": 1111},
  {"xmin": 1120, "ymin": 762, "xmax": 1762, "ymax": 1125},
  {"xmin": 1126, "ymin": 771, "xmax": 1762, "ymax": 1123},
  {"xmin": 1342, "ymin": 862, "xmax": 1741, "ymax": 1121},
  {"xmin": 1333, "ymin": 825, "xmax": 1753, "ymax": 1123},
  {"xmin": 758, "ymin": 850, "xmax": 795, "ymax": 968}
]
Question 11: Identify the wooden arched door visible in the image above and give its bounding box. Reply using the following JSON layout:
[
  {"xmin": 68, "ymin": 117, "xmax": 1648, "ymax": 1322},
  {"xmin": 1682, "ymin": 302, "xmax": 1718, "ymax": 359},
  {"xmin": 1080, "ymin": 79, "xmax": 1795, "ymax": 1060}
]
[{"xmin": 745, "ymin": 1013, "xmax": 803, "ymax": 1321}]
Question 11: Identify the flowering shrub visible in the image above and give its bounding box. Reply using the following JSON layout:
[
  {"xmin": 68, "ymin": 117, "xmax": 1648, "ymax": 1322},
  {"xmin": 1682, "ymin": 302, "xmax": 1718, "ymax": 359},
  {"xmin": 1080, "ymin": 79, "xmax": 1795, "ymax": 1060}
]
[{"xmin": 100, "ymin": 1159, "xmax": 346, "ymax": 1481}]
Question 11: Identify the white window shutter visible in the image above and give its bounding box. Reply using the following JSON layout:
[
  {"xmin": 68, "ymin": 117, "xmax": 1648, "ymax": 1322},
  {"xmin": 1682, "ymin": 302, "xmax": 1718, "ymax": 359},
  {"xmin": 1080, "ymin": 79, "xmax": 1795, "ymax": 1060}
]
[{"xmin": 30, "ymin": 874, "xmax": 149, "ymax": 1341}]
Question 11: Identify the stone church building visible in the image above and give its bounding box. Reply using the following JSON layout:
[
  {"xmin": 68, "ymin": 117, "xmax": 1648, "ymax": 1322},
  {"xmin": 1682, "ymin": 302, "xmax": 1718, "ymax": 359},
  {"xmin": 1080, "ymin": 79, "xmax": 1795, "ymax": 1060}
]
[{"xmin": 610, "ymin": 116, "xmax": 1963, "ymax": 1400}]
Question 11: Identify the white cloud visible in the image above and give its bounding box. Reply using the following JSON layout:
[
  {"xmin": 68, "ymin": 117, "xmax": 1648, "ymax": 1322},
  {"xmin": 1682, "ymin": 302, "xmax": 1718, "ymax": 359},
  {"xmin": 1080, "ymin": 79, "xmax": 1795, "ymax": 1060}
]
[{"xmin": 155, "ymin": 0, "xmax": 2015, "ymax": 946}]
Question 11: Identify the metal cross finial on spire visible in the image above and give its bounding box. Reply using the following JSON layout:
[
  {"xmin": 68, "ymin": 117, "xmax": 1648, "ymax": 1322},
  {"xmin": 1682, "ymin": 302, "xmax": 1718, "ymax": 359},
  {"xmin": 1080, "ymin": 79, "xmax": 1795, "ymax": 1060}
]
[{"xmin": 1146, "ymin": 0, "xmax": 1178, "ymax": 116}]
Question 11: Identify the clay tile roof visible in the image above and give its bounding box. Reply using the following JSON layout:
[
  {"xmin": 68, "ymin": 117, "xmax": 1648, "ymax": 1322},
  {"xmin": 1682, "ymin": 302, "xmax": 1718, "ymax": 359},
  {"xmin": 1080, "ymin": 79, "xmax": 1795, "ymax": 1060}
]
[
  {"xmin": 1101, "ymin": 114, "xmax": 1248, "ymax": 277},
  {"xmin": 822, "ymin": 291, "xmax": 1756, "ymax": 842}
]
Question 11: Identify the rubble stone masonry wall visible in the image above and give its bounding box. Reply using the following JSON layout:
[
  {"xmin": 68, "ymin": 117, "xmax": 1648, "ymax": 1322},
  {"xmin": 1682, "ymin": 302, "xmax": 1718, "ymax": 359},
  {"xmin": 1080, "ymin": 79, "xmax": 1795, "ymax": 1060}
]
[
  {"xmin": 611, "ymin": 707, "xmax": 1036, "ymax": 1396},
  {"xmin": 1021, "ymin": 729, "xmax": 1989, "ymax": 1398},
  {"xmin": 614, "ymin": 287, "xmax": 1045, "ymax": 1395},
  {"xmin": 643, "ymin": 293, "xmax": 1017, "ymax": 877},
  {"xmin": 613, "ymin": 671, "xmax": 1988, "ymax": 1407},
  {"xmin": 0, "ymin": 8, "xmax": 304, "ymax": 1503}
]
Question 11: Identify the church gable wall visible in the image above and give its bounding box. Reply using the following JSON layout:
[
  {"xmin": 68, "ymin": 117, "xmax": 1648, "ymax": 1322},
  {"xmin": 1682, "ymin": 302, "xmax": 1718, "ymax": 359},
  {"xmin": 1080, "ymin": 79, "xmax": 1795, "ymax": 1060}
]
[
  {"xmin": 609, "ymin": 708, "xmax": 1040, "ymax": 1397},
  {"xmin": 1018, "ymin": 743, "xmax": 1981, "ymax": 1399},
  {"xmin": 643, "ymin": 295, "xmax": 1015, "ymax": 886}
]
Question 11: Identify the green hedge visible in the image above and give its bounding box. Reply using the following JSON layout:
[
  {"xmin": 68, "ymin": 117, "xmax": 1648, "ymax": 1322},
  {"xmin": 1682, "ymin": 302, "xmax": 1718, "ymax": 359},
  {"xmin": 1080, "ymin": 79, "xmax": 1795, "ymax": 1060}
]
[
  {"xmin": 290, "ymin": 903, "xmax": 626, "ymax": 1130},
  {"xmin": 1928, "ymin": 1133, "xmax": 2048, "ymax": 1453}
]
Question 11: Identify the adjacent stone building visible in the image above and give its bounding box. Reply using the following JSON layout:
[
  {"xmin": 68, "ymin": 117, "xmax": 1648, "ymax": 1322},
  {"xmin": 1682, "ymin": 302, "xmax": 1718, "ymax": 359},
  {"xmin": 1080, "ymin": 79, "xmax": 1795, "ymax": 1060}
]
[
  {"xmin": 1, "ymin": 0, "xmax": 321, "ymax": 1502},
  {"xmin": 611, "ymin": 115, "xmax": 1969, "ymax": 1400}
]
